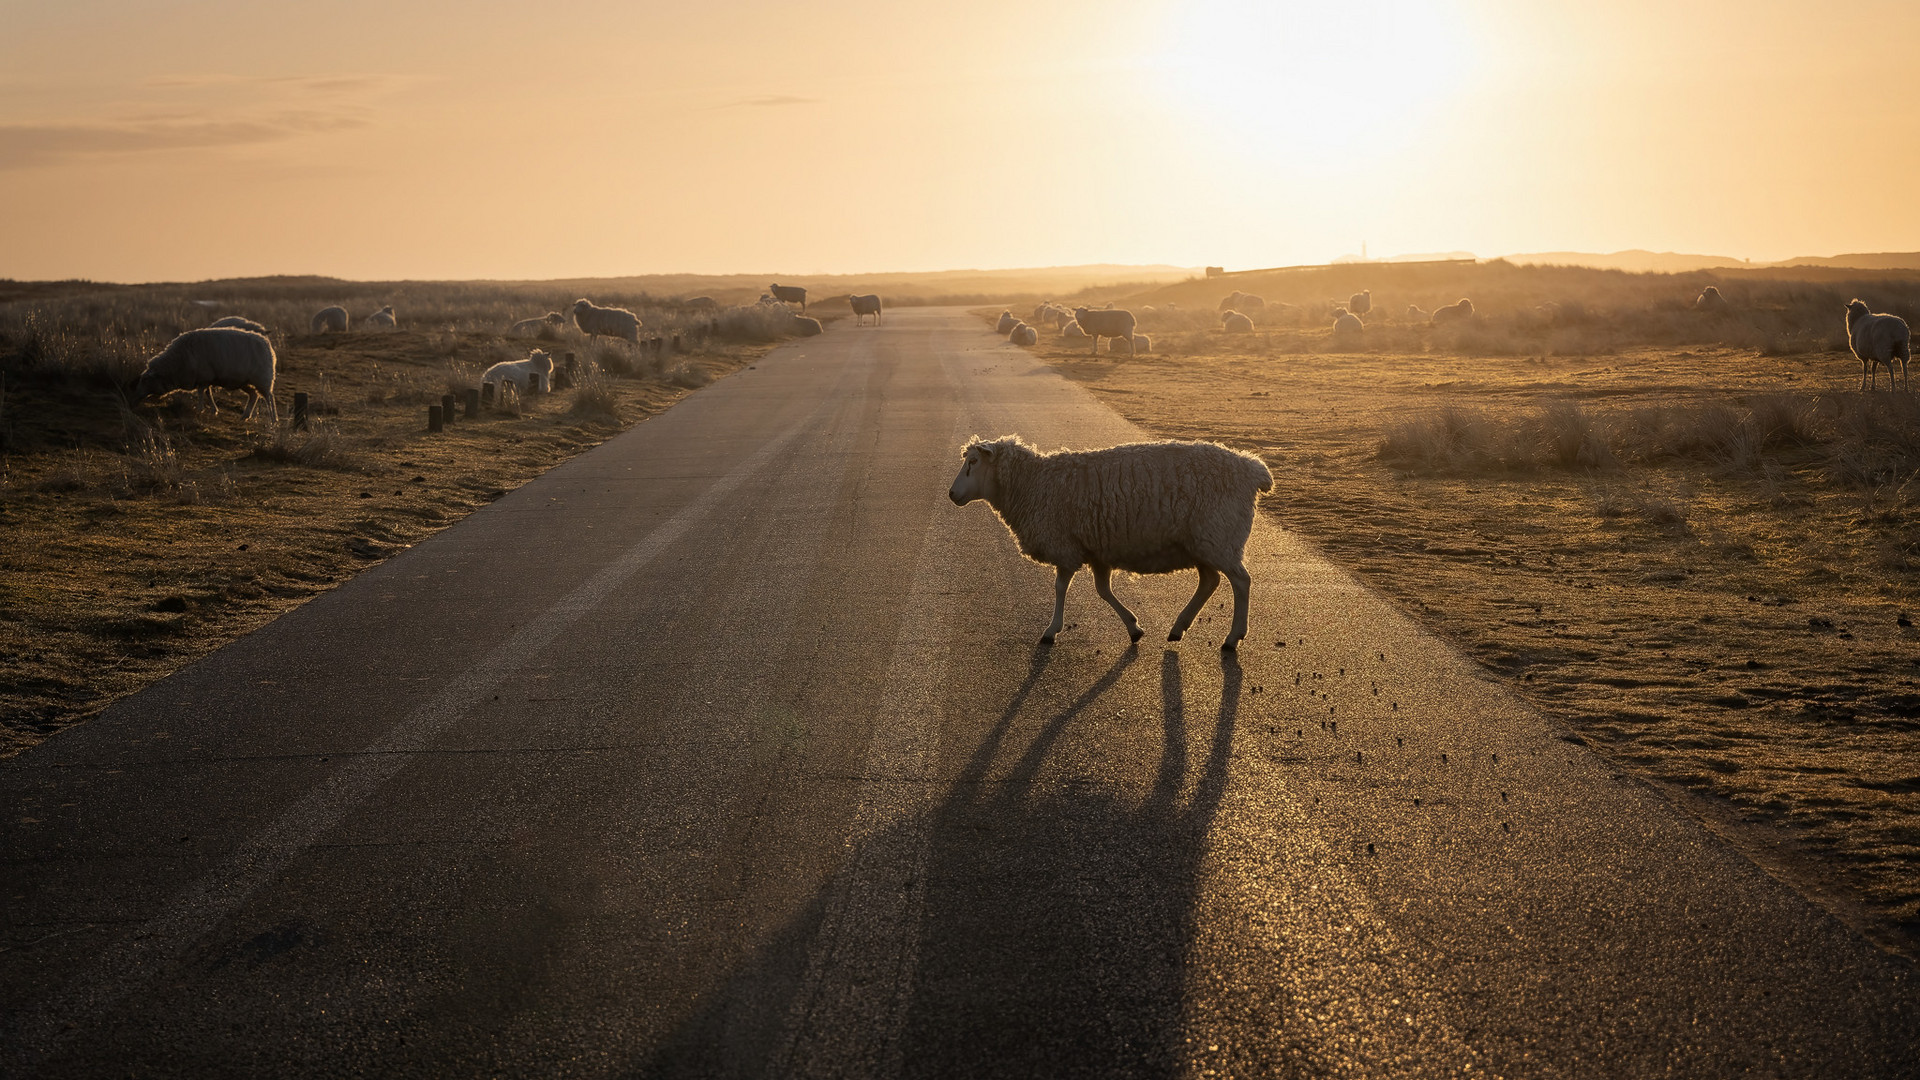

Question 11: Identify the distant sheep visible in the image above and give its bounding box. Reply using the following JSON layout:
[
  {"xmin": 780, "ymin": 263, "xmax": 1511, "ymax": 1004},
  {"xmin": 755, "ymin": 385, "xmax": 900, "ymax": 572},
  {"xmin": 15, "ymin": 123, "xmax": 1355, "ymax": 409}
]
[
  {"xmin": 1062, "ymin": 321, "xmax": 1088, "ymax": 339},
  {"xmin": 947, "ymin": 436, "xmax": 1273, "ymax": 649},
  {"xmin": 133, "ymin": 327, "xmax": 277, "ymax": 422},
  {"xmin": 1333, "ymin": 310, "xmax": 1363, "ymax": 336},
  {"xmin": 1405, "ymin": 305, "xmax": 1429, "ymax": 323},
  {"xmin": 1348, "ymin": 290, "xmax": 1371, "ymax": 317},
  {"xmin": 1846, "ymin": 299, "xmax": 1911, "ymax": 391},
  {"xmin": 792, "ymin": 314, "xmax": 824, "ymax": 337},
  {"xmin": 769, "ymin": 283, "xmax": 808, "ymax": 311},
  {"xmin": 1032, "ymin": 304, "xmax": 1052, "ymax": 322},
  {"xmin": 1221, "ymin": 310, "xmax": 1254, "ymax": 333},
  {"xmin": 1073, "ymin": 307, "xmax": 1137, "ymax": 356},
  {"xmin": 1695, "ymin": 286, "xmax": 1728, "ymax": 312},
  {"xmin": 484, "ymin": 349, "xmax": 555, "ymax": 396},
  {"xmin": 1010, "ymin": 322, "xmax": 1039, "ymax": 346},
  {"xmin": 685, "ymin": 296, "xmax": 717, "ymax": 310},
  {"xmin": 1431, "ymin": 298, "xmax": 1474, "ymax": 326},
  {"xmin": 849, "ymin": 294, "xmax": 883, "ymax": 325},
  {"xmin": 572, "ymin": 298, "xmax": 641, "ymax": 344},
  {"xmin": 1219, "ymin": 290, "xmax": 1266, "ymax": 313},
  {"xmin": 364, "ymin": 305, "xmax": 396, "ymax": 330},
  {"xmin": 996, "ymin": 310, "xmax": 1019, "ymax": 334},
  {"xmin": 310, "ymin": 306, "xmax": 349, "ymax": 333},
  {"xmin": 511, "ymin": 311, "xmax": 566, "ymax": 335},
  {"xmin": 208, "ymin": 315, "xmax": 268, "ymax": 334}
]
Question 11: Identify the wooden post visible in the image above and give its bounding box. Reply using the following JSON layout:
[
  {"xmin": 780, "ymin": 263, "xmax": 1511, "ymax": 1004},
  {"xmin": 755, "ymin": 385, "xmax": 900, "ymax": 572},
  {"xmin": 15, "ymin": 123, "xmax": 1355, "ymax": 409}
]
[
  {"xmin": 565, "ymin": 352, "xmax": 577, "ymax": 376},
  {"xmin": 672, "ymin": 333, "xmax": 682, "ymax": 353},
  {"xmin": 441, "ymin": 394, "xmax": 457, "ymax": 426},
  {"xmin": 465, "ymin": 387, "xmax": 480, "ymax": 418},
  {"xmin": 292, "ymin": 392, "xmax": 308, "ymax": 431},
  {"xmin": 482, "ymin": 382, "xmax": 494, "ymax": 405},
  {"xmin": 428, "ymin": 404, "xmax": 444, "ymax": 432}
]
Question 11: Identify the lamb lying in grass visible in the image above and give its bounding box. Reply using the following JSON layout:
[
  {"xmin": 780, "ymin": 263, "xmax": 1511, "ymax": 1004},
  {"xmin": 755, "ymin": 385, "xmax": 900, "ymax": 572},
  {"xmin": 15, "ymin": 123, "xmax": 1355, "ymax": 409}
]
[
  {"xmin": 948, "ymin": 435, "xmax": 1273, "ymax": 649},
  {"xmin": 511, "ymin": 312, "xmax": 566, "ymax": 336},
  {"xmin": 483, "ymin": 349, "xmax": 555, "ymax": 395},
  {"xmin": 133, "ymin": 327, "xmax": 278, "ymax": 422}
]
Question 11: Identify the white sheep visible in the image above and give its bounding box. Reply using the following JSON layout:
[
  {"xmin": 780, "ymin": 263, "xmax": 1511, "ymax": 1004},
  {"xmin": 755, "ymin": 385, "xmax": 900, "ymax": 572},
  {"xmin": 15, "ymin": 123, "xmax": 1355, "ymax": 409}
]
[
  {"xmin": 483, "ymin": 349, "xmax": 555, "ymax": 396},
  {"xmin": 572, "ymin": 298, "xmax": 641, "ymax": 344},
  {"xmin": 1073, "ymin": 306, "xmax": 1137, "ymax": 355},
  {"xmin": 1010, "ymin": 322, "xmax": 1039, "ymax": 346},
  {"xmin": 1221, "ymin": 310, "xmax": 1254, "ymax": 333},
  {"xmin": 1062, "ymin": 321, "xmax": 1088, "ymax": 339},
  {"xmin": 510, "ymin": 311, "xmax": 566, "ymax": 336},
  {"xmin": 947, "ymin": 436, "xmax": 1273, "ymax": 649},
  {"xmin": 1333, "ymin": 310, "xmax": 1364, "ymax": 335},
  {"xmin": 996, "ymin": 310, "xmax": 1019, "ymax": 334},
  {"xmin": 1406, "ymin": 304, "xmax": 1429, "ymax": 323},
  {"xmin": 208, "ymin": 315, "xmax": 268, "ymax": 334},
  {"xmin": 792, "ymin": 314, "xmax": 824, "ymax": 337},
  {"xmin": 1695, "ymin": 286, "xmax": 1728, "ymax": 312},
  {"xmin": 364, "ymin": 304, "xmax": 397, "ymax": 329},
  {"xmin": 311, "ymin": 306, "xmax": 349, "ymax": 333},
  {"xmin": 1846, "ymin": 298, "xmax": 1911, "ymax": 391},
  {"xmin": 685, "ymin": 296, "xmax": 717, "ymax": 310},
  {"xmin": 1032, "ymin": 303, "xmax": 1052, "ymax": 322},
  {"xmin": 1125, "ymin": 333, "xmax": 1151, "ymax": 354},
  {"xmin": 133, "ymin": 327, "xmax": 277, "ymax": 422},
  {"xmin": 769, "ymin": 283, "xmax": 808, "ymax": 311},
  {"xmin": 849, "ymin": 294, "xmax": 883, "ymax": 325},
  {"xmin": 1431, "ymin": 298, "xmax": 1474, "ymax": 326},
  {"xmin": 1348, "ymin": 290, "xmax": 1372, "ymax": 316}
]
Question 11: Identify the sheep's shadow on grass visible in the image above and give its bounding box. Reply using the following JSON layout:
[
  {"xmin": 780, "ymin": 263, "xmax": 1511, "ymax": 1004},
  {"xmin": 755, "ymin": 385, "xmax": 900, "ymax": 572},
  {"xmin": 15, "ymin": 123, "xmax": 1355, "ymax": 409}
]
[{"xmin": 638, "ymin": 644, "xmax": 1243, "ymax": 1078}]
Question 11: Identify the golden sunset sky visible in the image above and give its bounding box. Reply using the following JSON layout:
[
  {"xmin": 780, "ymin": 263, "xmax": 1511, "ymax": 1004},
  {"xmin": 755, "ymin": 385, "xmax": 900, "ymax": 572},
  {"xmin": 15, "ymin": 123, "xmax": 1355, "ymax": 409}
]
[{"xmin": 3, "ymin": 0, "xmax": 1916, "ymax": 282}]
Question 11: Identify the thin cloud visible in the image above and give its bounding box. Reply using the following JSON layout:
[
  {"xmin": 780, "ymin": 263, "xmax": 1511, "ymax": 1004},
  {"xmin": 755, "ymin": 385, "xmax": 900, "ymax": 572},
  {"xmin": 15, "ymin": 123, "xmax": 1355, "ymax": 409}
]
[
  {"xmin": 143, "ymin": 73, "xmax": 416, "ymax": 96},
  {"xmin": 713, "ymin": 94, "xmax": 822, "ymax": 109},
  {"xmin": 0, "ymin": 111, "xmax": 371, "ymax": 170}
]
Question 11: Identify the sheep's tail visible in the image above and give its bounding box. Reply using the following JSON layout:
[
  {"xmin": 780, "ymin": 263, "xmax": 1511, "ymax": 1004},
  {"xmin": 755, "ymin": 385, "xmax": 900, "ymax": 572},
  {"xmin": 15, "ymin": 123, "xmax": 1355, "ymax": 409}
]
[{"xmin": 1245, "ymin": 453, "xmax": 1274, "ymax": 493}]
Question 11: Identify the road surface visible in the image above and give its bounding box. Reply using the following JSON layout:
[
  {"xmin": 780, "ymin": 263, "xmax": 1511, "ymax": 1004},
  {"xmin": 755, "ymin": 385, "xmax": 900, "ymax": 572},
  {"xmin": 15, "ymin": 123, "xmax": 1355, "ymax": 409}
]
[{"xmin": 3, "ymin": 307, "xmax": 1915, "ymax": 1077}]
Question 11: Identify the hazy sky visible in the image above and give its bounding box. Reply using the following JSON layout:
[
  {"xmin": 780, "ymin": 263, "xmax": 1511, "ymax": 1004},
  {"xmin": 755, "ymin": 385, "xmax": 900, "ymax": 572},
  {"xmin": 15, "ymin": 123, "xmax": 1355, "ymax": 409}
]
[{"xmin": 3, "ymin": 0, "xmax": 1917, "ymax": 281}]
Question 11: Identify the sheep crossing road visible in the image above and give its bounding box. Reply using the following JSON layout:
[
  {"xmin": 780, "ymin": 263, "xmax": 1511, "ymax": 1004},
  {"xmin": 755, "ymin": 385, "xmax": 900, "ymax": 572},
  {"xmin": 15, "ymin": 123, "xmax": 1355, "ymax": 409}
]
[{"xmin": 2, "ymin": 309, "xmax": 1915, "ymax": 1077}]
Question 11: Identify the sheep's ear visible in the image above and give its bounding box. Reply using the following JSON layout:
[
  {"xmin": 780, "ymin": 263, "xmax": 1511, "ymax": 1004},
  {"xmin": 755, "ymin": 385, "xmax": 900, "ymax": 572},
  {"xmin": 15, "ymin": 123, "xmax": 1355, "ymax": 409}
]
[{"xmin": 974, "ymin": 442, "xmax": 995, "ymax": 458}]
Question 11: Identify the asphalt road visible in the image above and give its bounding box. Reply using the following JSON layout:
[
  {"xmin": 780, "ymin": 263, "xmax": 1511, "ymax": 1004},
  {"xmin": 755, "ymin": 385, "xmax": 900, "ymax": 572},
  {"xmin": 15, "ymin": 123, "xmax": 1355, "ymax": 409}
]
[{"xmin": 3, "ymin": 307, "xmax": 1915, "ymax": 1078}]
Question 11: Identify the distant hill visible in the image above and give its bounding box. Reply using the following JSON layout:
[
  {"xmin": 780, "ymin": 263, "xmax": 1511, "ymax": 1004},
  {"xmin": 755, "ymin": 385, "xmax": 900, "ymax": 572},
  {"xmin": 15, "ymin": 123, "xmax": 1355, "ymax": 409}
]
[
  {"xmin": 1770, "ymin": 252, "xmax": 1920, "ymax": 271},
  {"xmin": 1501, "ymin": 250, "xmax": 1755, "ymax": 273}
]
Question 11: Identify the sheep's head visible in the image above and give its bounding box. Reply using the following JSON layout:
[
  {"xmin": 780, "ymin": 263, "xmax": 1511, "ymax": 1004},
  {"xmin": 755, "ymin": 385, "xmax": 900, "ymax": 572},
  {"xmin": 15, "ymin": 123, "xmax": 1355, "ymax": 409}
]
[
  {"xmin": 573, "ymin": 299, "xmax": 593, "ymax": 313},
  {"xmin": 132, "ymin": 369, "xmax": 164, "ymax": 401},
  {"xmin": 1847, "ymin": 299, "xmax": 1870, "ymax": 325},
  {"xmin": 528, "ymin": 349, "xmax": 554, "ymax": 372},
  {"xmin": 949, "ymin": 438, "xmax": 1006, "ymax": 506}
]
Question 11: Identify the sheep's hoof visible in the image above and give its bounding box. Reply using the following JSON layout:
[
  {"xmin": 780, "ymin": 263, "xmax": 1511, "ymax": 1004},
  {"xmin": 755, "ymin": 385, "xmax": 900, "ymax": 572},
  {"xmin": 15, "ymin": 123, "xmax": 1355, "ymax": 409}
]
[
  {"xmin": 1167, "ymin": 630, "xmax": 1183, "ymax": 642},
  {"xmin": 1039, "ymin": 633, "xmax": 1056, "ymax": 645},
  {"xmin": 1221, "ymin": 639, "xmax": 1241, "ymax": 652},
  {"xmin": 1127, "ymin": 627, "xmax": 1145, "ymax": 643}
]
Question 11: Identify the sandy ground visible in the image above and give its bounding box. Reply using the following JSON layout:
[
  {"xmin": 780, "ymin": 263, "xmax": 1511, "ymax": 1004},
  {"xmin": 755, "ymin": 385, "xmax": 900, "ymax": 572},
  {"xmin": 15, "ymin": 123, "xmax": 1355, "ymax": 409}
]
[
  {"xmin": 0, "ymin": 329, "xmax": 775, "ymax": 756},
  {"xmin": 1018, "ymin": 322, "xmax": 1920, "ymax": 956}
]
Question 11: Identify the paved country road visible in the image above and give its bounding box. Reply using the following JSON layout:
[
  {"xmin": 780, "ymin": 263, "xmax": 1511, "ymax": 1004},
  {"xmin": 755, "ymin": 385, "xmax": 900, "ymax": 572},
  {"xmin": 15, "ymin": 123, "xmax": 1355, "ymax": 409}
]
[{"xmin": 3, "ymin": 308, "xmax": 1915, "ymax": 1077}]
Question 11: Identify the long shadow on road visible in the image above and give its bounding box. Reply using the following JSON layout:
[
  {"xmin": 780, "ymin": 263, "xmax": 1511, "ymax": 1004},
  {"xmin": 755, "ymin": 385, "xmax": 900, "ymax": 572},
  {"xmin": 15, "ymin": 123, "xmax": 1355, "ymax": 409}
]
[{"xmin": 640, "ymin": 646, "xmax": 1244, "ymax": 1077}]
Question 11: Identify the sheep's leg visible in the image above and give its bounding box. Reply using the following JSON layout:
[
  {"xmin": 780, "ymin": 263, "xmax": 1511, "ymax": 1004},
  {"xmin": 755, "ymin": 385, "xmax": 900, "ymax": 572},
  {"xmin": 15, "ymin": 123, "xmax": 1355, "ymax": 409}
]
[
  {"xmin": 1091, "ymin": 564, "xmax": 1143, "ymax": 643},
  {"xmin": 1221, "ymin": 560, "xmax": 1252, "ymax": 651},
  {"xmin": 1168, "ymin": 567, "xmax": 1221, "ymax": 642},
  {"xmin": 1090, "ymin": 334, "xmax": 1098, "ymax": 357},
  {"xmin": 201, "ymin": 387, "xmax": 219, "ymax": 416},
  {"xmin": 240, "ymin": 389, "xmax": 257, "ymax": 421},
  {"xmin": 1041, "ymin": 565, "xmax": 1075, "ymax": 644}
]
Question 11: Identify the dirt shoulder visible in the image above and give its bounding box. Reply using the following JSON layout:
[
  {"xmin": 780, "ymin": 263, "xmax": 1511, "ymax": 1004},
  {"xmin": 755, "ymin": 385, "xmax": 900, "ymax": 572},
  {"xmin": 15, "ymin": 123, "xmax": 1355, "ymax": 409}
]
[
  {"xmin": 1019, "ymin": 325, "xmax": 1920, "ymax": 959},
  {"xmin": 0, "ymin": 328, "xmax": 786, "ymax": 756}
]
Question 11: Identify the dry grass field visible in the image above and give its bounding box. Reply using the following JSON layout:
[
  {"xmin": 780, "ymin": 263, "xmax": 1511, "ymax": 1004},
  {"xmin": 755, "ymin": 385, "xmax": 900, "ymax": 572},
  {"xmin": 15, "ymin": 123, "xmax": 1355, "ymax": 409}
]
[
  {"xmin": 998, "ymin": 261, "xmax": 1920, "ymax": 956},
  {"xmin": 0, "ymin": 279, "xmax": 818, "ymax": 756}
]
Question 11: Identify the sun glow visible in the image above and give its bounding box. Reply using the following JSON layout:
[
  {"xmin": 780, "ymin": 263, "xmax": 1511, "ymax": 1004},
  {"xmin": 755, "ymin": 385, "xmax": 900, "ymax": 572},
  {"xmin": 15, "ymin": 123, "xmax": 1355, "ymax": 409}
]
[{"xmin": 1150, "ymin": 0, "xmax": 1479, "ymax": 162}]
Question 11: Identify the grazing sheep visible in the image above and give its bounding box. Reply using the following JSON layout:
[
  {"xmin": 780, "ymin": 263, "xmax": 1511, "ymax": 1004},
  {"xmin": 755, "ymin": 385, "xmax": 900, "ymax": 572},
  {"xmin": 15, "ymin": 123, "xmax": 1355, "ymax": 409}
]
[
  {"xmin": 1431, "ymin": 298, "xmax": 1474, "ymax": 326},
  {"xmin": 1695, "ymin": 286, "xmax": 1728, "ymax": 312},
  {"xmin": 133, "ymin": 327, "xmax": 277, "ymax": 422},
  {"xmin": 208, "ymin": 315, "xmax": 268, "ymax": 334},
  {"xmin": 792, "ymin": 314, "xmax": 824, "ymax": 337},
  {"xmin": 1348, "ymin": 290, "xmax": 1372, "ymax": 317},
  {"xmin": 572, "ymin": 298, "xmax": 642, "ymax": 344},
  {"xmin": 1010, "ymin": 322, "xmax": 1039, "ymax": 346},
  {"xmin": 1846, "ymin": 298, "xmax": 1911, "ymax": 391},
  {"xmin": 483, "ymin": 349, "xmax": 555, "ymax": 396},
  {"xmin": 769, "ymin": 283, "xmax": 808, "ymax": 311},
  {"xmin": 996, "ymin": 310, "xmax": 1019, "ymax": 335},
  {"xmin": 511, "ymin": 311, "xmax": 566, "ymax": 335},
  {"xmin": 849, "ymin": 294, "xmax": 883, "ymax": 325},
  {"xmin": 1333, "ymin": 310, "xmax": 1364, "ymax": 336},
  {"xmin": 364, "ymin": 304, "xmax": 396, "ymax": 329},
  {"xmin": 1073, "ymin": 307, "xmax": 1137, "ymax": 356},
  {"xmin": 1405, "ymin": 304, "xmax": 1429, "ymax": 323},
  {"xmin": 948, "ymin": 436, "xmax": 1273, "ymax": 649},
  {"xmin": 310, "ymin": 306, "xmax": 349, "ymax": 333},
  {"xmin": 1219, "ymin": 290, "xmax": 1267, "ymax": 313},
  {"xmin": 685, "ymin": 296, "xmax": 717, "ymax": 310},
  {"xmin": 1221, "ymin": 310, "xmax": 1254, "ymax": 333},
  {"xmin": 1062, "ymin": 321, "xmax": 1088, "ymax": 339}
]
